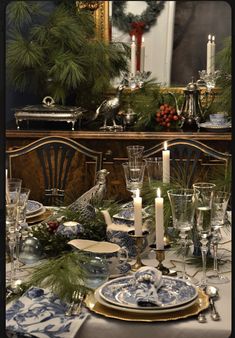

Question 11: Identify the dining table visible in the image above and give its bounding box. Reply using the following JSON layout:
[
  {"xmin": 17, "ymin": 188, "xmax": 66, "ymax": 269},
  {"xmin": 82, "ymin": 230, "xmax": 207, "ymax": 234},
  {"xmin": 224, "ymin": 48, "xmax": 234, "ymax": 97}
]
[
  {"xmin": 76, "ymin": 231, "xmax": 231, "ymax": 338},
  {"xmin": 6, "ymin": 218, "xmax": 231, "ymax": 338}
]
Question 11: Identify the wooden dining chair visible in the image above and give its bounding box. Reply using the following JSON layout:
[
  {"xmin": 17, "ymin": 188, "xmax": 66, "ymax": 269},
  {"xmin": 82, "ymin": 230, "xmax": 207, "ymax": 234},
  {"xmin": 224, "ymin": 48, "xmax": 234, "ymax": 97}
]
[
  {"xmin": 6, "ymin": 136, "xmax": 103, "ymax": 205},
  {"xmin": 143, "ymin": 138, "xmax": 231, "ymax": 188}
]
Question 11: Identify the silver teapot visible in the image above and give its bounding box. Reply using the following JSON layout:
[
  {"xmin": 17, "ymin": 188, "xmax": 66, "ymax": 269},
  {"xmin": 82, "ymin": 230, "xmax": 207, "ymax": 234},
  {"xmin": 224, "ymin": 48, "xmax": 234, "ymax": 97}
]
[{"xmin": 169, "ymin": 79, "xmax": 210, "ymax": 130}]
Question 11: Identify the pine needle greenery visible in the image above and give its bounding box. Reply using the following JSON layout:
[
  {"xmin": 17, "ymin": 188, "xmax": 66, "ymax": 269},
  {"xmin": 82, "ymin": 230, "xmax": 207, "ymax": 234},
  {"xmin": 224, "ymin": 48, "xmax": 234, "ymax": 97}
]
[
  {"xmin": 6, "ymin": 1, "xmax": 129, "ymax": 109},
  {"xmin": 22, "ymin": 251, "xmax": 92, "ymax": 302}
]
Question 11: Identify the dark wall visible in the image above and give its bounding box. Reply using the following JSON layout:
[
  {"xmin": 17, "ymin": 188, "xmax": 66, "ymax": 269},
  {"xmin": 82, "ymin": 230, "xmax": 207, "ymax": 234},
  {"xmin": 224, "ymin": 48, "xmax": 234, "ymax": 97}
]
[{"xmin": 171, "ymin": 1, "xmax": 231, "ymax": 85}]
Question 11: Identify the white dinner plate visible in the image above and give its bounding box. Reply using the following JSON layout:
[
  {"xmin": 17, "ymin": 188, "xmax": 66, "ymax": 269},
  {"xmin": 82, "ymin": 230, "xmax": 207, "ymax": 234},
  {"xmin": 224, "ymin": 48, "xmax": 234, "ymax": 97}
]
[
  {"xmin": 99, "ymin": 275, "xmax": 198, "ymax": 310},
  {"xmin": 94, "ymin": 288, "xmax": 199, "ymax": 314}
]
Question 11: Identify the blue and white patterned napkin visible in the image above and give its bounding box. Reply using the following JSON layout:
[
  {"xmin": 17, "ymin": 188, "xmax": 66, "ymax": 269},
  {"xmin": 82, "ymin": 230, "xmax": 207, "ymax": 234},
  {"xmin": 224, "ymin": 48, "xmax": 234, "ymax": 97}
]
[
  {"xmin": 6, "ymin": 287, "xmax": 89, "ymax": 338},
  {"xmin": 134, "ymin": 267, "xmax": 163, "ymax": 307}
]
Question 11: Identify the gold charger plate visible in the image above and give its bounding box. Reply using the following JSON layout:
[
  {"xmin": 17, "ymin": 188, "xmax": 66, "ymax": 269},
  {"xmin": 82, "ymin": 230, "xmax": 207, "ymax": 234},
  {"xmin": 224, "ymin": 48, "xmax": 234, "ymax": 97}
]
[
  {"xmin": 27, "ymin": 208, "xmax": 52, "ymax": 224},
  {"xmin": 84, "ymin": 288, "xmax": 209, "ymax": 322}
]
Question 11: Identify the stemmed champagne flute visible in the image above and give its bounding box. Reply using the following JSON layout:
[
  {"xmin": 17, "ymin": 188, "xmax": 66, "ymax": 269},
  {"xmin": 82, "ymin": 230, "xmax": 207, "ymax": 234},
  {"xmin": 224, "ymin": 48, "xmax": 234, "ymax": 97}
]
[
  {"xmin": 15, "ymin": 187, "xmax": 31, "ymax": 275},
  {"xmin": 6, "ymin": 178, "xmax": 22, "ymax": 284},
  {"xmin": 207, "ymin": 190, "xmax": 231, "ymax": 283},
  {"xmin": 167, "ymin": 189, "xmax": 198, "ymax": 283},
  {"xmin": 193, "ymin": 182, "xmax": 216, "ymax": 287}
]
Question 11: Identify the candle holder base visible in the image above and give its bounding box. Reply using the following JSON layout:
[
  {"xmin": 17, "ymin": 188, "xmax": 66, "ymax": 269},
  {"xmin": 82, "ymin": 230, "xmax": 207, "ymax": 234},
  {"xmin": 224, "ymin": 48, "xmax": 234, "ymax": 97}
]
[
  {"xmin": 128, "ymin": 230, "xmax": 148, "ymax": 272},
  {"xmin": 150, "ymin": 245, "xmax": 177, "ymax": 276}
]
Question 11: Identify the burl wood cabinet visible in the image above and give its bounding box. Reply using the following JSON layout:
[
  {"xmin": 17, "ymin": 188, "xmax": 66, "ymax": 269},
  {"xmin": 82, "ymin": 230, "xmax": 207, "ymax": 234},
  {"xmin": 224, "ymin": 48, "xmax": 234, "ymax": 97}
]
[{"xmin": 6, "ymin": 130, "xmax": 231, "ymax": 203}]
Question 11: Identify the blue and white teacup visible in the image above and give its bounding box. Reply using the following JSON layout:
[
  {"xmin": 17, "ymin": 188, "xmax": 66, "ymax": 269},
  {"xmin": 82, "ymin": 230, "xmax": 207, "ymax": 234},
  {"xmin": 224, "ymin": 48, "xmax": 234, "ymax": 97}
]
[
  {"xmin": 56, "ymin": 221, "xmax": 83, "ymax": 238},
  {"xmin": 209, "ymin": 113, "xmax": 227, "ymax": 125}
]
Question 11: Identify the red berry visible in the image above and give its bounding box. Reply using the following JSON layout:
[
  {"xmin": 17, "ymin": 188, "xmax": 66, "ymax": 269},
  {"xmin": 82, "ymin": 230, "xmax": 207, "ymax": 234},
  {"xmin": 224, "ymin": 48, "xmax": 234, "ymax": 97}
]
[
  {"xmin": 173, "ymin": 115, "xmax": 178, "ymax": 121},
  {"xmin": 160, "ymin": 105, "xmax": 164, "ymax": 110},
  {"xmin": 166, "ymin": 122, "xmax": 171, "ymax": 127},
  {"xmin": 156, "ymin": 112, "xmax": 161, "ymax": 117}
]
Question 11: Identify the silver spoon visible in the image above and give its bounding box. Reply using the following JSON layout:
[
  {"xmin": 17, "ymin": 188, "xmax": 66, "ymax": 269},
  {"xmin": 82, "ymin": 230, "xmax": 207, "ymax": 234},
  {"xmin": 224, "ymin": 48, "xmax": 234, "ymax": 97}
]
[
  {"xmin": 198, "ymin": 312, "xmax": 207, "ymax": 323},
  {"xmin": 205, "ymin": 285, "xmax": 220, "ymax": 321}
]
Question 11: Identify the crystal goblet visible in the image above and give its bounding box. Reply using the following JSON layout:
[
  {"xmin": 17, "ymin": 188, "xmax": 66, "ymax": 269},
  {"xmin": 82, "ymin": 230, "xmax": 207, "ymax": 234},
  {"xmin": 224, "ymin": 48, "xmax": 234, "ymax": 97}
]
[
  {"xmin": 126, "ymin": 145, "xmax": 144, "ymax": 166},
  {"xmin": 167, "ymin": 188, "xmax": 198, "ymax": 283},
  {"xmin": 207, "ymin": 190, "xmax": 231, "ymax": 283},
  {"xmin": 122, "ymin": 161, "xmax": 146, "ymax": 198},
  {"xmin": 193, "ymin": 182, "xmax": 216, "ymax": 287}
]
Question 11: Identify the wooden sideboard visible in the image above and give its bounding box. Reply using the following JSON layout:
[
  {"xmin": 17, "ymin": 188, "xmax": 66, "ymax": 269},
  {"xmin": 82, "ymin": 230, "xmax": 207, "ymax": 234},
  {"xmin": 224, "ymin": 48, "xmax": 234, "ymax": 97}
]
[{"xmin": 6, "ymin": 129, "xmax": 232, "ymax": 202}]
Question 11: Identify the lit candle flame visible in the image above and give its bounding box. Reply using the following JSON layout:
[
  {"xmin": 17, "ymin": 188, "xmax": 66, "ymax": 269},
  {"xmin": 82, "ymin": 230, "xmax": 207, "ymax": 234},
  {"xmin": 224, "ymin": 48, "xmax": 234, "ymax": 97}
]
[
  {"xmin": 208, "ymin": 34, "xmax": 211, "ymax": 41},
  {"xmin": 212, "ymin": 35, "xmax": 215, "ymax": 42},
  {"xmin": 157, "ymin": 187, "xmax": 161, "ymax": 198},
  {"xmin": 132, "ymin": 35, "xmax": 135, "ymax": 42},
  {"xmin": 136, "ymin": 188, "xmax": 140, "ymax": 198},
  {"xmin": 164, "ymin": 141, "xmax": 168, "ymax": 151},
  {"xmin": 142, "ymin": 36, "xmax": 144, "ymax": 43}
]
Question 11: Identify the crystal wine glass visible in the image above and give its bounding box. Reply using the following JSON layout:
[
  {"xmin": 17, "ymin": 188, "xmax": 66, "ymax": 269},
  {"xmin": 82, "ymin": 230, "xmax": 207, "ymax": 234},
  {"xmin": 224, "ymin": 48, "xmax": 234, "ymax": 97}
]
[
  {"xmin": 167, "ymin": 188, "xmax": 198, "ymax": 283},
  {"xmin": 207, "ymin": 190, "xmax": 231, "ymax": 283},
  {"xmin": 126, "ymin": 145, "xmax": 144, "ymax": 167},
  {"xmin": 193, "ymin": 182, "xmax": 216, "ymax": 287},
  {"xmin": 122, "ymin": 161, "xmax": 146, "ymax": 198}
]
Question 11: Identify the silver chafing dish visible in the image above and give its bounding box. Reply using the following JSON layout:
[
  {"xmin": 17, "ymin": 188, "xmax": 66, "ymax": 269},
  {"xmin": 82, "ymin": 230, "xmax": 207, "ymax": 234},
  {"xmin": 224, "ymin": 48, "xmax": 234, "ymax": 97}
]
[{"xmin": 14, "ymin": 96, "xmax": 85, "ymax": 131}]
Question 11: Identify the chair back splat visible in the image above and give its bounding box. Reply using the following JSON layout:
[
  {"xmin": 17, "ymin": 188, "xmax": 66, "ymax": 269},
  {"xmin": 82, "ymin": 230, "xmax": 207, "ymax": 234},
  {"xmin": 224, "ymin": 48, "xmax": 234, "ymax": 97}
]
[
  {"xmin": 6, "ymin": 136, "xmax": 103, "ymax": 205},
  {"xmin": 143, "ymin": 138, "xmax": 231, "ymax": 188}
]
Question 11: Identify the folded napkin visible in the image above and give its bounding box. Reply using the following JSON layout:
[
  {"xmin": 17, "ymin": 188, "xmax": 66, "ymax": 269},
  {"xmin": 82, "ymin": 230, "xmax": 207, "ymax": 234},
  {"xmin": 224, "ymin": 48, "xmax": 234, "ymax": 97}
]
[
  {"xmin": 134, "ymin": 267, "xmax": 163, "ymax": 307},
  {"xmin": 6, "ymin": 287, "xmax": 89, "ymax": 338}
]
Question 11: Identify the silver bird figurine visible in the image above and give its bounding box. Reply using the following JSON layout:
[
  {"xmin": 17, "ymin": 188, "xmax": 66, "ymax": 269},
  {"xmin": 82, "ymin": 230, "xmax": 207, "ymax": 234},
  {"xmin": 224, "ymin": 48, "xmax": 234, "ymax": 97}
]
[
  {"xmin": 68, "ymin": 169, "xmax": 110, "ymax": 213},
  {"xmin": 93, "ymin": 84, "xmax": 125, "ymax": 131}
]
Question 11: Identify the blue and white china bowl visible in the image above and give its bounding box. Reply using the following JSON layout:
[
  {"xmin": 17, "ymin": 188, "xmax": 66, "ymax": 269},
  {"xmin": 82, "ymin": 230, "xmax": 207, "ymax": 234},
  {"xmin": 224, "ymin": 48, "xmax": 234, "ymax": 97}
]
[
  {"xmin": 56, "ymin": 221, "xmax": 83, "ymax": 238},
  {"xmin": 99, "ymin": 275, "xmax": 198, "ymax": 310}
]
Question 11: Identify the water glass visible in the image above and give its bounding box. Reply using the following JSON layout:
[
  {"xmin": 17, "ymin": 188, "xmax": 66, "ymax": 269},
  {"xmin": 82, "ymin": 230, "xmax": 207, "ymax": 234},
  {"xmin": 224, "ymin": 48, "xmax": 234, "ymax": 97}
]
[
  {"xmin": 122, "ymin": 161, "xmax": 146, "ymax": 197},
  {"xmin": 207, "ymin": 190, "xmax": 231, "ymax": 283},
  {"xmin": 126, "ymin": 145, "xmax": 144, "ymax": 166},
  {"xmin": 145, "ymin": 157, "xmax": 163, "ymax": 186},
  {"xmin": 193, "ymin": 182, "xmax": 216, "ymax": 287},
  {"xmin": 167, "ymin": 189, "xmax": 198, "ymax": 282}
]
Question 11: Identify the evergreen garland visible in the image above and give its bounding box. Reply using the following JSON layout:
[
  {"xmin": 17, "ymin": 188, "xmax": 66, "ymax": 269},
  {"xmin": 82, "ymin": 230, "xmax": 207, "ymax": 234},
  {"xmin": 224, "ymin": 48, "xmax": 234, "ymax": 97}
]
[
  {"xmin": 112, "ymin": 0, "xmax": 165, "ymax": 33},
  {"xmin": 6, "ymin": 1, "xmax": 129, "ymax": 109}
]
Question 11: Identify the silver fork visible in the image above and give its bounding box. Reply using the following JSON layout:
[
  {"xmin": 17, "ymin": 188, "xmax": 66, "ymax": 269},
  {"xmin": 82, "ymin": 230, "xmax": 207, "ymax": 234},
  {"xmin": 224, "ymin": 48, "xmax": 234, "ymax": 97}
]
[
  {"xmin": 65, "ymin": 290, "xmax": 79, "ymax": 316},
  {"xmin": 71, "ymin": 290, "xmax": 85, "ymax": 316}
]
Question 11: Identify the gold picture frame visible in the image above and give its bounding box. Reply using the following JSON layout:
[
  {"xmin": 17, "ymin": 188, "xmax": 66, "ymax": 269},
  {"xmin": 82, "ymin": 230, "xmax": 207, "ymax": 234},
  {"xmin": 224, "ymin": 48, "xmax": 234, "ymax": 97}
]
[{"xmin": 76, "ymin": 1, "xmax": 110, "ymax": 42}]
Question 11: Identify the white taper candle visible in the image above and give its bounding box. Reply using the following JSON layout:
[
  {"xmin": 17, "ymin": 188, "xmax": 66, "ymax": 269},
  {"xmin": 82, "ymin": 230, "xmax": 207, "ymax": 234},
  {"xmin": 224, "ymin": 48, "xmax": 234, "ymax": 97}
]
[
  {"xmin": 131, "ymin": 35, "xmax": 136, "ymax": 77},
  {"xmin": 140, "ymin": 36, "xmax": 145, "ymax": 72},
  {"xmin": 162, "ymin": 141, "xmax": 170, "ymax": 183},
  {"xmin": 211, "ymin": 35, "xmax": 215, "ymax": 73},
  {"xmin": 207, "ymin": 34, "xmax": 212, "ymax": 74},
  {"xmin": 155, "ymin": 188, "xmax": 164, "ymax": 250},
  {"xmin": 134, "ymin": 188, "xmax": 142, "ymax": 236}
]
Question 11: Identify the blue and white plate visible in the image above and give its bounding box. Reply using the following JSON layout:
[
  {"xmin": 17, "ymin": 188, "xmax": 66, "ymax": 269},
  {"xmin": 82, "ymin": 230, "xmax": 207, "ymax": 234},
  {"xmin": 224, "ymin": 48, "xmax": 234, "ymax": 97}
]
[
  {"xmin": 26, "ymin": 200, "xmax": 43, "ymax": 216},
  {"xmin": 94, "ymin": 288, "xmax": 198, "ymax": 314},
  {"xmin": 99, "ymin": 275, "xmax": 198, "ymax": 310},
  {"xmin": 199, "ymin": 121, "xmax": 232, "ymax": 130}
]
